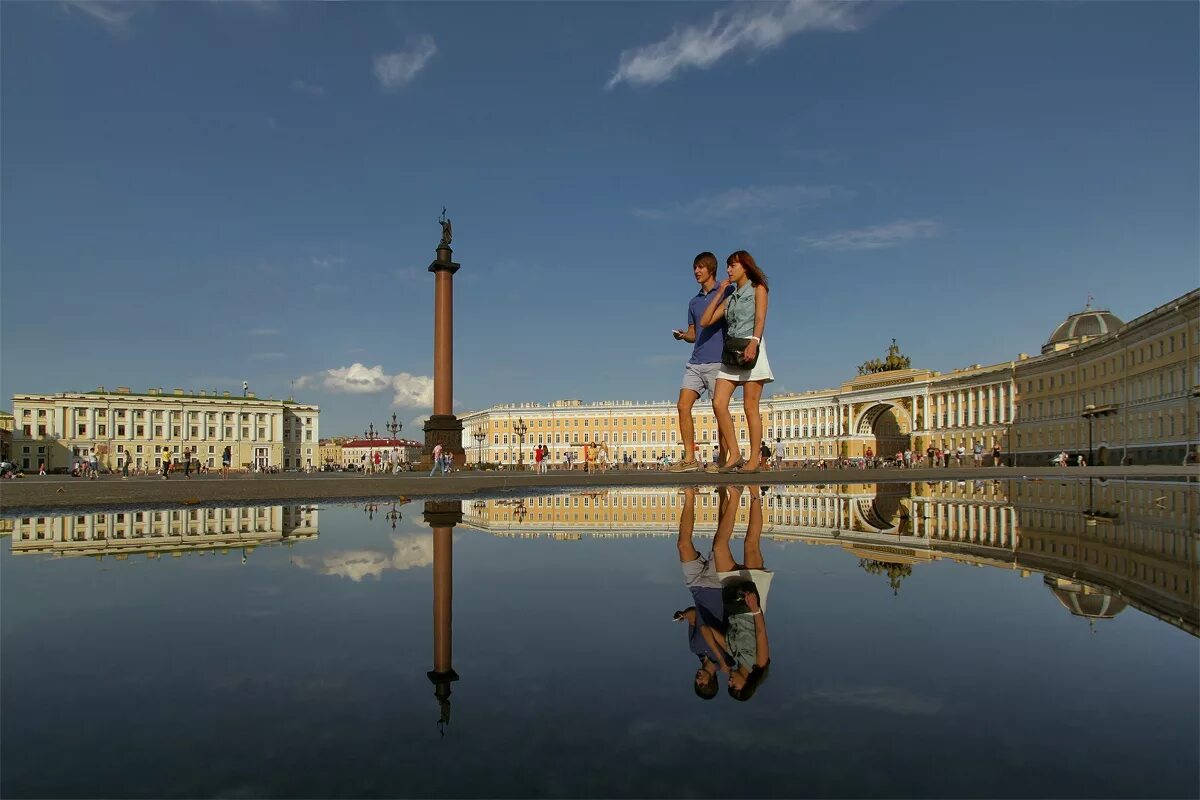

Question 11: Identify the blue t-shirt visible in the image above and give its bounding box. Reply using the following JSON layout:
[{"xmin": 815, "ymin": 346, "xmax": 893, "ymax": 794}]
[
  {"xmin": 687, "ymin": 586, "xmax": 727, "ymax": 663},
  {"xmin": 687, "ymin": 284, "xmax": 731, "ymax": 365}
]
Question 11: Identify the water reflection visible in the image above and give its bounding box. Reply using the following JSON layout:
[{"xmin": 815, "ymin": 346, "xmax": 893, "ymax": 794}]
[
  {"xmin": 6, "ymin": 505, "xmax": 318, "ymax": 561},
  {"xmin": 462, "ymin": 479, "xmax": 1198, "ymax": 636}
]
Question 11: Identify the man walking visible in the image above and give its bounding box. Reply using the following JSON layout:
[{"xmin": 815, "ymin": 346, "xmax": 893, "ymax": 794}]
[
  {"xmin": 430, "ymin": 442, "xmax": 446, "ymax": 476},
  {"xmin": 671, "ymin": 252, "xmax": 732, "ymax": 474}
]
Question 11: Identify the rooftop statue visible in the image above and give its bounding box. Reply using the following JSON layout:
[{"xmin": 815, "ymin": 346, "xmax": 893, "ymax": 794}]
[
  {"xmin": 857, "ymin": 339, "xmax": 912, "ymax": 376},
  {"xmin": 438, "ymin": 206, "xmax": 453, "ymax": 246}
]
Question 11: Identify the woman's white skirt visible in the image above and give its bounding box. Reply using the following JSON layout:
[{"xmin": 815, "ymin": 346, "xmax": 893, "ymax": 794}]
[{"xmin": 717, "ymin": 338, "xmax": 775, "ymax": 383}]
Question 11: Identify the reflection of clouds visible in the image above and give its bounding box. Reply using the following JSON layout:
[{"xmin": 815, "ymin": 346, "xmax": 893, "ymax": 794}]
[
  {"xmin": 806, "ymin": 686, "xmax": 944, "ymax": 716},
  {"xmin": 290, "ymin": 533, "xmax": 433, "ymax": 581}
]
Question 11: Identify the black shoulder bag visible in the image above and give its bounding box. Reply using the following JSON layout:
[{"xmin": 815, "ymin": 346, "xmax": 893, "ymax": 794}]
[{"xmin": 722, "ymin": 338, "xmax": 759, "ymax": 370}]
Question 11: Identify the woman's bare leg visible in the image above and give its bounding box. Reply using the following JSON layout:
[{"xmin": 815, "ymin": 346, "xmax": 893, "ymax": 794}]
[
  {"xmin": 743, "ymin": 381, "xmax": 764, "ymax": 470},
  {"xmin": 742, "ymin": 486, "xmax": 765, "ymax": 569},
  {"xmin": 713, "ymin": 486, "xmax": 742, "ymax": 572},
  {"xmin": 712, "ymin": 379, "xmax": 741, "ymax": 467}
]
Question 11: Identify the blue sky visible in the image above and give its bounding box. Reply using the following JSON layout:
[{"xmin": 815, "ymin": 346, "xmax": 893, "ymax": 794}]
[{"xmin": 2, "ymin": 0, "xmax": 1196, "ymax": 436}]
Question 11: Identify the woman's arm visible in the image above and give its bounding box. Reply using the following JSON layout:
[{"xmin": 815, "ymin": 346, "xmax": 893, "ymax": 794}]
[
  {"xmin": 698, "ymin": 279, "xmax": 731, "ymax": 327},
  {"xmin": 742, "ymin": 284, "xmax": 769, "ymax": 360}
]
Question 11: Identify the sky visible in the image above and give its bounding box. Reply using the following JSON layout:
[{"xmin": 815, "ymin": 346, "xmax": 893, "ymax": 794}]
[{"xmin": 2, "ymin": 0, "xmax": 1197, "ymax": 436}]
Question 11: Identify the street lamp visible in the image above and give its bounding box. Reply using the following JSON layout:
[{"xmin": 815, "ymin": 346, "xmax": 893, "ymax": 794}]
[
  {"xmin": 514, "ymin": 417, "xmax": 529, "ymax": 471},
  {"xmin": 472, "ymin": 429, "xmax": 486, "ymax": 466},
  {"xmin": 1081, "ymin": 403, "xmax": 1118, "ymax": 466},
  {"xmin": 385, "ymin": 413, "xmax": 403, "ymax": 470},
  {"xmin": 363, "ymin": 423, "xmax": 380, "ymax": 473}
]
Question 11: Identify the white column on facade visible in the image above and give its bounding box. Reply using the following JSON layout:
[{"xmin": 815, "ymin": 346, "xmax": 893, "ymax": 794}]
[
  {"xmin": 923, "ymin": 395, "xmax": 931, "ymax": 431},
  {"xmin": 966, "ymin": 390, "xmax": 974, "ymax": 429},
  {"xmin": 1008, "ymin": 384, "xmax": 1016, "ymax": 423},
  {"xmin": 987, "ymin": 385, "xmax": 996, "ymax": 426},
  {"xmin": 988, "ymin": 506, "xmax": 997, "ymax": 545},
  {"xmin": 957, "ymin": 391, "xmax": 964, "ymax": 427}
]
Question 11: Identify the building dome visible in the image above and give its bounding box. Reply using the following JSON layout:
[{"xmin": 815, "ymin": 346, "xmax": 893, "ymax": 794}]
[
  {"xmin": 1044, "ymin": 577, "xmax": 1128, "ymax": 619},
  {"xmin": 1042, "ymin": 303, "xmax": 1123, "ymax": 354}
]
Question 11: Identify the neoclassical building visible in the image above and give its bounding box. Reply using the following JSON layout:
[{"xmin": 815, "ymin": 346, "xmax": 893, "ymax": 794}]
[
  {"xmin": 460, "ymin": 290, "xmax": 1198, "ymax": 467},
  {"xmin": 9, "ymin": 387, "xmax": 320, "ymax": 473}
]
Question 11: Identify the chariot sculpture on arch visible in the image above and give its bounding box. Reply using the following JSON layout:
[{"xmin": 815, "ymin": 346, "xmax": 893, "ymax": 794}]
[{"xmin": 438, "ymin": 206, "xmax": 453, "ymax": 246}]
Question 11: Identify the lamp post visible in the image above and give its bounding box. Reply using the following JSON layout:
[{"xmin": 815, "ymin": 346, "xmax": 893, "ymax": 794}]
[
  {"xmin": 385, "ymin": 413, "xmax": 403, "ymax": 469},
  {"xmin": 1081, "ymin": 403, "xmax": 1118, "ymax": 466},
  {"xmin": 472, "ymin": 430, "xmax": 486, "ymax": 466},
  {"xmin": 364, "ymin": 422, "xmax": 380, "ymax": 473},
  {"xmin": 514, "ymin": 417, "xmax": 528, "ymax": 471}
]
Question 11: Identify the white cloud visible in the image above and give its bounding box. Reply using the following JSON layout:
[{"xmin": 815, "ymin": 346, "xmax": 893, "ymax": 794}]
[
  {"xmin": 294, "ymin": 363, "xmax": 436, "ymax": 408},
  {"xmin": 65, "ymin": 0, "xmax": 141, "ymax": 35},
  {"xmin": 607, "ymin": 0, "xmax": 868, "ymax": 89},
  {"xmin": 291, "ymin": 533, "xmax": 433, "ymax": 582},
  {"xmin": 634, "ymin": 184, "xmax": 849, "ymax": 222},
  {"xmin": 800, "ymin": 219, "xmax": 942, "ymax": 251},
  {"xmin": 373, "ymin": 36, "xmax": 437, "ymax": 91},
  {"xmin": 290, "ymin": 78, "xmax": 325, "ymax": 96}
]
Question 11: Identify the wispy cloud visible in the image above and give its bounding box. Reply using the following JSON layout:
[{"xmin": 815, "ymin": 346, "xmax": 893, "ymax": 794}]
[
  {"xmin": 373, "ymin": 36, "xmax": 437, "ymax": 91},
  {"xmin": 249, "ymin": 328, "xmax": 279, "ymax": 337},
  {"xmin": 806, "ymin": 686, "xmax": 945, "ymax": 716},
  {"xmin": 607, "ymin": 0, "xmax": 870, "ymax": 90},
  {"xmin": 290, "ymin": 78, "xmax": 325, "ymax": 96},
  {"xmin": 294, "ymin": 363, "xmax": 436, "ymax": 408},
  {"xmin": 800, "ymin": 219, "xmax": 942, "ymax": 251},
  {"xmin": 310, "ymin": 256, "xmax": 346, "ymax": 269},
  {"xmin": 634, "ymin": 184, "xmax": 850, "ymax": 222},
  {"xmin": 248, "ymin": 352, "xmax": 286, "ymax": 361},
  {"xmin": 64, "ymin": 0, "xmax": 141, "ymax": 35}
]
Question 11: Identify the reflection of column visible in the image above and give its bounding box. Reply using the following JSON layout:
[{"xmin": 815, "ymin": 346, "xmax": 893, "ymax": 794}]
[{"xmin": 425, "ymin": 501, "xmax": 463, "ymax": 734}]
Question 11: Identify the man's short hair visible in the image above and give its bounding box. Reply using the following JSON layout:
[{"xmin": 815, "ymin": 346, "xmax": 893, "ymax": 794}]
[
  {"xmin": 694, "ymin": 675, "xmax": 719, "ymax": 700},
  {"xmin": 693, "ymin": 252, "xmax": 718, "ymax": 277}
]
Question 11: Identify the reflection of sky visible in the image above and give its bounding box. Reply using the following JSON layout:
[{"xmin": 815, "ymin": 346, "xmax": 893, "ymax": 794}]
[
  {"xmin": 1, "ymin": 500, "xmax": 1197, "ymax": 799},
  {"xmin": 291, "ymin": 533, "xmax": 433, "ymax": 581}
]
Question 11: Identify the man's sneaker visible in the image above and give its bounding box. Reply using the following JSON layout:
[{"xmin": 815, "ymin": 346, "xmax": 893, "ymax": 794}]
[
  {"xmin": 668, "ymin": 459, "xmax": 699, "ymax": 473},
  {"xmin": 704, "ymin": 463, "xmax": 720, "ymax": 474}
]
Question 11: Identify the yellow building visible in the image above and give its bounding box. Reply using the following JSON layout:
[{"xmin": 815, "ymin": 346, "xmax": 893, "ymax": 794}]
[
  {"xmin": 318, "ymin": 437, "xmax": 346, "ymax": 469},
  {"xmin": 1012, "ymin": 290, "xmax": 1199, "ymax": 465},
  {"xmin": 461, "ymin": 363, "xmax": 1018, "ymax": 468},
  {"xmin": 461, "ymin": 290, "xmax": 1197, "ymax": 468},
  {"xmin": 0, "ymin": 410, "xmax": 13, "ymax": 462},
  {"xmin": 9, "ymin": 387, "xmax": 319, "ymax": 473}
]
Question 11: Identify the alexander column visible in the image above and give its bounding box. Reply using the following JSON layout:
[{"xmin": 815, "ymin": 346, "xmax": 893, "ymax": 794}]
[{"xmin": 424, "ymin": 207, "xmax": 465, "ymax": 467}]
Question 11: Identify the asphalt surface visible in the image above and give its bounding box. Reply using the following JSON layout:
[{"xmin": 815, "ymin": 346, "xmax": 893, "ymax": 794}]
[{"xmin": 0, "ymin": 465, "xmax": 1194, "ymax": 516}]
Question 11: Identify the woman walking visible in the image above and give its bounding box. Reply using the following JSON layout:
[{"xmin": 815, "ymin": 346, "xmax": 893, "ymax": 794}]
[{"xmin": 700, "ymin": 250, "xmax": 773, "ymax": 473}]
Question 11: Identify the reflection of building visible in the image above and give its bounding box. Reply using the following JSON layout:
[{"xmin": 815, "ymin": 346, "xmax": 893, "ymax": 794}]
[
  {"xmin": 9, "ymin": 505, "xmax": 319, "ymax": 559},
  {"xmin": 462, "ymin": 479, "xmax": 1197, "ymax": 636},
  {"xmin": 9, "ymin": 387, "xmax": 320, "ymax": 473},
  {"xmin": 461, "ymin": 290, "xmax": 1197, "ymax": 467},
  {"xmin": 1012, "ymin": 291, "xmax": 1199, "ymax": 465}
]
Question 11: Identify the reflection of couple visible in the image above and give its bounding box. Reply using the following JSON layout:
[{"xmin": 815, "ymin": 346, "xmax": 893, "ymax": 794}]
[{"xmin": 674, "ymin": 485, "xmax": 772, "ymax": 701}]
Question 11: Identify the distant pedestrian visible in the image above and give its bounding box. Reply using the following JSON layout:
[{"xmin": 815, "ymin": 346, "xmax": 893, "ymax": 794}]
[
  {"xmin": 956, "ymin": 445, "xmax": 966, "ymax": 466},
  {"xmin": 39, "ymin": 461, "xmax": 46, "ymax": 476},
  {"xmin": 926, "ymin": 446, "xmax": 935, "ymax": 468},
  {"xmin": 161, "ymin": 447, "xmax": 171, "ymax": 479},
  {"xmin": 183, "ymin": 448, "xmax": 192, "ymax": 479},
  {"xmin": 90, "ymin": 454, "xmax": 99, "ymax": 479},
  {"xmin": 973, "ymin": 442, "xmax": 983, "ymax": 467},
  {"xmin": 430, "ymin": 443, "xmax": 446, "ymax": 476},
  {"xmin": 221, "ymin": 446, "xmax": 232, "ymax": 479},
  {"xmin": 992, "ymin": 445, "xmax": 1002, "ymax": 467}
]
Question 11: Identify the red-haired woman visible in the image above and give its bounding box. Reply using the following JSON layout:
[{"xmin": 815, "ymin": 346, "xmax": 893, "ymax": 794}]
[{"xmin": 699, "ymin": 250, "xmax": 774, "ymax": 473}]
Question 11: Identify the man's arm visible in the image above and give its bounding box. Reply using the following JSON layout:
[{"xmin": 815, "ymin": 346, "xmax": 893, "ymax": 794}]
[{"xmin": 699, "ymin": 625, "xmax": 732, "ymax": 672}]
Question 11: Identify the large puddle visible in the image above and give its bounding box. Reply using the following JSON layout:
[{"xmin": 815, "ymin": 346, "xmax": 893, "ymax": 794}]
[{"xmin": 2, "ymin": 479, "xmax": 1197, "ymax": 798}]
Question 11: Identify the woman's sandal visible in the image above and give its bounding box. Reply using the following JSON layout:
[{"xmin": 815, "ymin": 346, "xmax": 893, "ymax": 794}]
[{"xmin": 717, "ymin": 457, "xmax": 746, "ymax": 474}]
